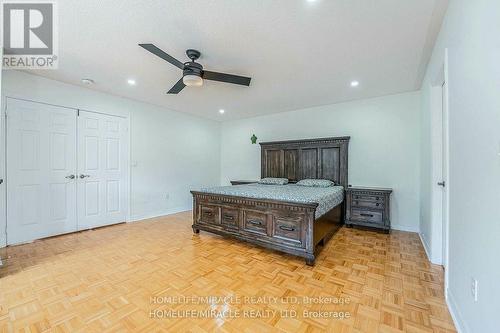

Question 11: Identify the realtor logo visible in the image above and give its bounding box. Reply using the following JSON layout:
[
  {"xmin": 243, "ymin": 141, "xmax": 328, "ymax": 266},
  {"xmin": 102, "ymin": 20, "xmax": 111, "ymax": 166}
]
[{"xmin": 2, "ymin": 1, "xmax": 58, "ymax": 69}]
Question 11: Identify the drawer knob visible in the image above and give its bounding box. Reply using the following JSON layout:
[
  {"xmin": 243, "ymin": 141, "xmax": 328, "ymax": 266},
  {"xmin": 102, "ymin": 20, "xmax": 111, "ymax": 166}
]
[
  {"xmin": 376, "ymin": 197, "xmax": 380, "ymax": 200},
  {"xmin": 223, "ymin": 214, "xmax": 235, "ymax": 221},
  {"xmin": 279, "ymin": 225, "xmax": 295, "ymax": 232},
  {"xmin": 248, "ymin": 220, "xmax": 263, "ymax": 226},
  {"xmin": 376, "ymin": 203, "xmax": 380, "ymax": 207}
]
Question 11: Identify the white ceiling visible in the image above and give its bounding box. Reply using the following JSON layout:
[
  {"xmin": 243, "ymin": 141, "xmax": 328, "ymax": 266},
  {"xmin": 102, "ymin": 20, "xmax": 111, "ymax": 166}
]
[{"xmin": 28, "ymin": 0, "xmax": 447, "ymax": 121}]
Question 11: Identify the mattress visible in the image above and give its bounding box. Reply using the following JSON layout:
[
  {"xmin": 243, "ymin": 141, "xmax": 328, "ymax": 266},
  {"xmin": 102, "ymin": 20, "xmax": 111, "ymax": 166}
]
[{"xmin": 198, "ymin": 183, "xmax": 344, "ymax": 219}]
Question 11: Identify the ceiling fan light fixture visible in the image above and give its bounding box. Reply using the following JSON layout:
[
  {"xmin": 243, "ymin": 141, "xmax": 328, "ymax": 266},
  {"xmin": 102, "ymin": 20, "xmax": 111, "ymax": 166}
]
[
  {"xmin": 138, "ymin": 44, "xmax": 251, "ymax": 94},
  {"xmin": 183, "ymin": 74, "xmax": 203, "ymax": 87}
]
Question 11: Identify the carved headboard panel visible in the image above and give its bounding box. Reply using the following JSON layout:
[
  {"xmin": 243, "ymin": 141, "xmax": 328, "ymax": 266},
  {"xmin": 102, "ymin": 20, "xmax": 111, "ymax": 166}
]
[{"xmin": 260, "ymin": 137, "xmax": 350, "ymax": 188}]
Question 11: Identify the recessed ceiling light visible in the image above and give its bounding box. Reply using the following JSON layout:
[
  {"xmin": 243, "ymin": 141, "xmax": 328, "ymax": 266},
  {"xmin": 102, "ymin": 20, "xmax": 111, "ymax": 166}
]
[
  {"xmin": 127, "ymin": 79, "xmax": 136, "ymax": 86},
  {"xmin": 81, "ymin": 78, "xmax": 94, "ymax": 85},
  {"xmin": 350, "ymin": 81, "xmax": 359, "ymax": 87},
  {"xmin": 219, "ymin": 109, "xmax": 225, "ymax": 114}
]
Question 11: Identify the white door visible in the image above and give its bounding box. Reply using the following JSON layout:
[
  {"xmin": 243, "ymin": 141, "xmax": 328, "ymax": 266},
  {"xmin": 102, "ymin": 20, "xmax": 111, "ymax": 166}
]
[
  {"xmin": 440, "ymin": 81, "xmax": 449, "ymax": 270},
  {"xmin": 6, "ymin": 99, "xmax": 77, "ymax": 244},
  {"xmin": 77, "ymin": 111, "xmax": 128, "ymax": 230}
]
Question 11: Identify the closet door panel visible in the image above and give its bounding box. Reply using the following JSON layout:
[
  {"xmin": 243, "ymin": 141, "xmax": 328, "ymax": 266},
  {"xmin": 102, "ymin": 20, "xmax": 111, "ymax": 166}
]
[
  {"xmin": 77, "ymin": 111, "xmax": 128, "ymax": 230},
  {"xmin": 6, "ymin": 99, "xmax": 77, "ymax": 244}
]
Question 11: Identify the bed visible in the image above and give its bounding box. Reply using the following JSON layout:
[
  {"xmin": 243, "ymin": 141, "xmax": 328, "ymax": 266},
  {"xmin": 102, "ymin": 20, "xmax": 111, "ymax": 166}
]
[{"xmin": 191, "ymin": 136, "xmax": 350, "ymax": 265}]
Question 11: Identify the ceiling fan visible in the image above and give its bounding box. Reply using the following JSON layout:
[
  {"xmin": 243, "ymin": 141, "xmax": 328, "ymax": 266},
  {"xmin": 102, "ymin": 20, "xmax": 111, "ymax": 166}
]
[{"xmin": 138, "ymin": 44, "xmax": 252, "ymax": 94}]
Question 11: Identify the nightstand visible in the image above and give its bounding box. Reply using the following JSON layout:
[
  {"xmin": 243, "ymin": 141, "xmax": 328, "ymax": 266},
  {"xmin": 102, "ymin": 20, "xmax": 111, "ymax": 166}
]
[
  {"xmin": 345, "ymin": 186, "xmax": 392, "ymax": 233},
  {"xmin": 230, "ymin": 180, "xmax": 258, "ymax": 185}
]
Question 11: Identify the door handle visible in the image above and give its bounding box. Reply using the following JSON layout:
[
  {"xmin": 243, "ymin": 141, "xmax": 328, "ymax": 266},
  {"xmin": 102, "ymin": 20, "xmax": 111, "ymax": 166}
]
[
  {"xmin": 65, "ymin": 175, "xmax": 75, "ymax": 179},
  {"xmin": 79, "ymin": 174, "xmax": 90, "ymax": 179},
  {"xmin": 437, "ymin": 181, "xmax": 445, "ymax": 187}
]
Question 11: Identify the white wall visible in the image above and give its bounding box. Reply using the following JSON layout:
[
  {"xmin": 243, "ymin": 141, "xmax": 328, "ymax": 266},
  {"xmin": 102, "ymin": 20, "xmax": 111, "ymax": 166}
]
[
  {"xmin": 221, "ymin": 92, "xmax": 421, "ymax": 232},
  {"xmin": 420, "ymin": 1, "xmax": 500, "ymax": 332},
  {"xmin": 1, "ymin": 71, "xmax": 221, "ymax": 232}
]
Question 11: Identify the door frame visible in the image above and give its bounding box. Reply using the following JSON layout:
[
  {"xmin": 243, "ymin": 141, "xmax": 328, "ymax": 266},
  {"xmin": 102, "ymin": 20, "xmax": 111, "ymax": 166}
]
[
  {"xmin": 0, "ymin": 96, "xmax": 131, "ymax": 246},
  {"xmin": 430, "ymin": 49, "xmax": 450, "ymax": 293},
  {"xmin": 0, "ymin": 34, "xmax": 4, "ymax": 250},
  {"xmin": 442, "ymin": 50, "xmax": 450, "ymax": 294},
  {"xmin": 0, "ymin": 97, "xmax": 5, "ymax": 249}
]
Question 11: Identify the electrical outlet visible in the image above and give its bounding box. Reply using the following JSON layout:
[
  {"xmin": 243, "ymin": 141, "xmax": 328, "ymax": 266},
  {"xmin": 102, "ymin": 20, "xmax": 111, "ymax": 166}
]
[{"xmin": 471, "ymin": 278, "xmax": 478, "ymax": 302}]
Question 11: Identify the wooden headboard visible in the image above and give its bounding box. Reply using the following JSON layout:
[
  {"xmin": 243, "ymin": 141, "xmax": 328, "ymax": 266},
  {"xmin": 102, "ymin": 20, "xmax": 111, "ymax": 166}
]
[{"xmin": 260, "ymin": 136, "xmax": 350, "ymax": 188}]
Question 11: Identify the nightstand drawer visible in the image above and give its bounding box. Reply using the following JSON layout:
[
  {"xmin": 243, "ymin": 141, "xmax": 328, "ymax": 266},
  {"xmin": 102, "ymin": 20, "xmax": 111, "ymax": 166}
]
[
  {"xmin": 351, "ymin": 193, "xmax": 385, "ymax": 203},
  {"xmin": 350, "ymin": 209, "xmax": 383, "ymax": 224},
  {"xmin": 351, "ymin": 199, "xmax": 384, "ymax": 210}
]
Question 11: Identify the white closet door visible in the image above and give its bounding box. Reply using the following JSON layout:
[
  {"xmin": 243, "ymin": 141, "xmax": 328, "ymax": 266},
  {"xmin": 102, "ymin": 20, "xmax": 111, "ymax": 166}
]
[
  {"xmin": 6, "ymin": 99, "xmax": 78, "ymax": 244},
  {"xmin": 77, "ymin": 111, "xmax": 128, "ymax": 230}
]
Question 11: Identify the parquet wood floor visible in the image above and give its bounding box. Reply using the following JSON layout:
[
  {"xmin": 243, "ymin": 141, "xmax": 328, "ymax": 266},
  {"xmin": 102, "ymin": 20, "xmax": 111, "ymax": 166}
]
[{"xmin": 0, "ymin": 211, "xmax": 456, "ymax": 333}]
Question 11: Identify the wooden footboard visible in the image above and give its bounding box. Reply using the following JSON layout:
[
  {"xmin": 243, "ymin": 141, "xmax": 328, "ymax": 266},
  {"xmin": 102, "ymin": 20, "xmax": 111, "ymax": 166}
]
[{"xmin": 191, "ymin": 191, "xmax": 343, "ymax": 265}]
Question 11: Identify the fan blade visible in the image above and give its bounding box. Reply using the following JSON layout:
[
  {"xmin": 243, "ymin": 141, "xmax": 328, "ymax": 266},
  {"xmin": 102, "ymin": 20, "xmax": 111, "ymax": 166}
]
[
  {"xmin": 139, "ymin": 43, "xmax": 184, "ymax": 70},
  {"xmin": 203, "ymin": 70, "xmax": 251, "ymax": 86},
  {"xmin": 167, "ymin": 78, "xmax": 186, "ymax": 94}
]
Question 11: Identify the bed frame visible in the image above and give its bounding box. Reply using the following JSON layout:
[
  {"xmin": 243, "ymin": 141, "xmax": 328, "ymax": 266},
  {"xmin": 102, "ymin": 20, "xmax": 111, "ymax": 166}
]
[{"xmin": 191, "ymin": 136, "xmax": 350, "ymax": 265}]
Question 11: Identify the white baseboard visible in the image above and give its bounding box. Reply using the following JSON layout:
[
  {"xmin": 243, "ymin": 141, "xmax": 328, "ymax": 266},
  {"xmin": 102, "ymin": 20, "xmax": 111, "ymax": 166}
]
[
  {"xmin": 0, "ymin": 232, "xmax": 5, "ymax": 249},
  {"xmin": 128, "ymin": 206, "xmax": 191, "ymax": 223},
  {"xmin": 391, "ymin": 224, "xmax": 419, "ymax": 233},
  {"xmin": 418, "ymin": 232, "xmax": 443, "ymax": 265},
  {"xmin": 419, "ymin": 232, "xmax": 432, "ymax": 262},
  {"xmin": 446, "ymin": 288, "xmax": 468, "ymax": 333}
]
